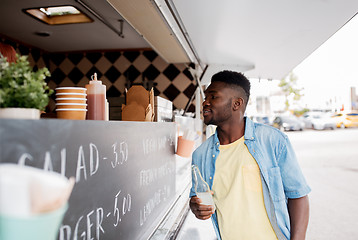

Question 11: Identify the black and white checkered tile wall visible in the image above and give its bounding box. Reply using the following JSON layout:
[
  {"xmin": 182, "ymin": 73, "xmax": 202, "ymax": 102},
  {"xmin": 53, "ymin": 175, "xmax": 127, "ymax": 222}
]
[{"xmin": 1, "ymin": 37, "xmax": 197, "ymax": 113}]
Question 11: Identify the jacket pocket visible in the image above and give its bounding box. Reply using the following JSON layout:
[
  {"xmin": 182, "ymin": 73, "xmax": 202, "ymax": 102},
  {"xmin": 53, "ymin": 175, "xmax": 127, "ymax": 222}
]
[{"xmin": 268, "ymin": 167, "xmax": 285, "ymax": 202}]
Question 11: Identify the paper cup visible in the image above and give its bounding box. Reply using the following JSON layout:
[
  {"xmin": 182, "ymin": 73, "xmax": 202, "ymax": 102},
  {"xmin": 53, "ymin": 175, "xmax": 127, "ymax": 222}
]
[
  {"xmin": 55, "ymin": 87, "xmax": 87, "ymax": 94},
  {"xmin": 55, "ymin": 98, "xmax": 87, "ymax": 104},
  {"xmin": 176, "ymin": 136, "xmax": 195, "ymax": 158},
  {"xmin": 56, "ymin": 109, "xmax": 87, "ymax": 120},
  {"xmin": 56, "ymin": 103, "xmax": 87, "ymax": 109},
  {"xmin": 0, "ymin": 204, "xmax": 68, "ymax": 240},
  {"xmin": 55, "ymin": 93, "xmax": 87, "ymax": 99}
]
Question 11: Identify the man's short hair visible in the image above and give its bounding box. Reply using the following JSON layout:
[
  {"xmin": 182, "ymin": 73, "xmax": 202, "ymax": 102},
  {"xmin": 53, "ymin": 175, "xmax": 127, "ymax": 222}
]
[{"xmin": 211, "ymin": 70, "xmax": 251, "ymax": 105}]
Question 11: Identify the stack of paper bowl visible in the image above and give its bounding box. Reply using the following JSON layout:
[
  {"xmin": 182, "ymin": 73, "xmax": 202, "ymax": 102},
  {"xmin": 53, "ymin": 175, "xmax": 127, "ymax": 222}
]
[{"xmin": 55, "ymin": 87, "xmax": 87, "ymax": 120}]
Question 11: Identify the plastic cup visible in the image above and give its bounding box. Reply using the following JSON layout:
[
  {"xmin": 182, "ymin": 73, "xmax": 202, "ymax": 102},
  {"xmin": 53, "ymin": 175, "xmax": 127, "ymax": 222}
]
[
  {"xmin": 55, "ymin": 93, "xmax": 87, "ymax": 99},
  {"xmin": 56, "ymin": 109, "xmax": 87, "ymax": 120},
  {"xmin": 0, "ymin": 204, "xmax": 68, "ymax": 240},
  {"xmin": 176, "ymin": 136, "xmax": 195, "ymax": 158},
  {"xmin": 55, "ymin": 98, "xmax": 87, "ymax": 104},
  {"xmin": 55, "ymin": 103, "xmax": 87, "ymax": 109},
  {"xmin": 55, "ymin": 87, "xmax": 87, "ymax": 94}
]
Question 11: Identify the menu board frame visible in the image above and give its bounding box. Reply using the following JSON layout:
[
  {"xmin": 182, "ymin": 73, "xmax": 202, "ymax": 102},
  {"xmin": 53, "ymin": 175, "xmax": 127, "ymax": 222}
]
[{"xmin": 0, "ymin": 119, "xmax": 176, "ymax": 240}]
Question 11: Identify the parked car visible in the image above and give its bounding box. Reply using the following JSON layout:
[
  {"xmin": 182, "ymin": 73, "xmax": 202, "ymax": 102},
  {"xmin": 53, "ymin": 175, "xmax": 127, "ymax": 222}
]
[
  {"xmin": 302, "ymin": 112, "xmax": 336, "ymax": 130},
  {"xmin": 250, "ymin": 115, "xmax": 271, "ymax": 125},
  {"xmin": 301, "ymin": 116, "xmax": 313, "ymax": 129},
  {"xmin": 311, "ymin": 113, "xmax": 336, "ymax": 130},
  {"xmin": 273, "ymin": 115, "xmax": 304, "ymax": 131},
  {"xmin": 331, "ymin": 112, "xmax": 358, "ymax": 128}
]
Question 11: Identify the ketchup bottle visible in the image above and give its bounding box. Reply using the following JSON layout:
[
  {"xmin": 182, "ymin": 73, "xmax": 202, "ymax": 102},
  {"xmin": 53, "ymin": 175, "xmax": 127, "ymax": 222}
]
[{"xmin": 86, "ymin": 73, "xmax": 106, "ymax": 120}]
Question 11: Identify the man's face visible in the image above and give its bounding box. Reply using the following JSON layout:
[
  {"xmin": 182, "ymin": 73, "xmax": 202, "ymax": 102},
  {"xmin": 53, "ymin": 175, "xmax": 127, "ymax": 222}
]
[{"xmin": 202, "ymin": 81, "xmax": 237, "ymax": 126}]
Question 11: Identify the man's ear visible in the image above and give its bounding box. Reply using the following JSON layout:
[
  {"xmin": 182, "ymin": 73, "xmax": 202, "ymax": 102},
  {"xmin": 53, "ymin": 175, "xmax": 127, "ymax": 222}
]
[{"xmin": 233, "ymin": 97, "xmax": 244, "ymax": 111}]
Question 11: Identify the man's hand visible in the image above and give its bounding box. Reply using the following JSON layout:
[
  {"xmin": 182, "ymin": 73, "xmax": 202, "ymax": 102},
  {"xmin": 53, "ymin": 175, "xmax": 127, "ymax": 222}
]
[{"xmin": 189, "ymin": 196, "xmax": 215, "ymax": 220}]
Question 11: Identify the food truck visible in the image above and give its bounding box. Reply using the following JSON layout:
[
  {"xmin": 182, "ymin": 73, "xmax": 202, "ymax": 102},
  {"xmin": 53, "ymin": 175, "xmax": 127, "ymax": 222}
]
[{"xmin": 1, "ymin": 0, "xmax": 358, "ymax": 239}]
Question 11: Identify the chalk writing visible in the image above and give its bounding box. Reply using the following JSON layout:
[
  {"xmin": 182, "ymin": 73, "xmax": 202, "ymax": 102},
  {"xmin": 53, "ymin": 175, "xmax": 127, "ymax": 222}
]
[
  {"xmin": 140, "ymin": 162, "xmax": 174, "ymax": 187},
  {"xmin": 142, "ymin": 136, "xmax": 169, "ymax": 155},
  {"xmin": 18, "ymin": 143, "xmax": 102, "ymax": 183},
  {"xmin": 111, "ymin": 141, "xmax": 128, "ymax": 169},
  {"xmin": 139, "ymin": 184, "xmax": 171, "ymax": 226},
  {"xmin": 59, "ymin": 190, "xmax": 132, "ymax": 240},
  {"xmin": 113, "ymin": 190, "xmax": 132, "ymax": 227},
  {"xmin": 59, "ymin": 208, "xmax": 104, "ymax": 240}
]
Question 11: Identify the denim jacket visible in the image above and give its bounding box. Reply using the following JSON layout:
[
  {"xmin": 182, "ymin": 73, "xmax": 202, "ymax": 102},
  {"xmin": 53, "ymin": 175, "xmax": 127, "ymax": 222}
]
[{"xmin": 190, "ymin": 117, "xmax": 311, "ymax": 240}]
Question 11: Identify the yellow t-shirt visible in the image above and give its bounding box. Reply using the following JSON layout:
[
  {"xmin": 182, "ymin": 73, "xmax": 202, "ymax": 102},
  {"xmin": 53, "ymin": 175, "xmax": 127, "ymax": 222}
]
[{"xmin": 212, "ymin": 136, "xmax": 278, "ymax": 240}]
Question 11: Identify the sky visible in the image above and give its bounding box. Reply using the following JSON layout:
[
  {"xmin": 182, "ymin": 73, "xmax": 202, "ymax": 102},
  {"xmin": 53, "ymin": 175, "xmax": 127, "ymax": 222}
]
[{"xmin": 292, "ymin": 14, "xmax": 358, "ymax": 110}]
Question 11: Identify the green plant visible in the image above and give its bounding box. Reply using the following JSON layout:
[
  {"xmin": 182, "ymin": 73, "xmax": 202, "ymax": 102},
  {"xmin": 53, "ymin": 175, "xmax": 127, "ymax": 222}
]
[
  {"xmin": 279, "ymin": 72, "xmax": 304, "ymax": 111},
  {"xmin": 0, "ymin": 54, "xmax": 53, "ymax": 110},
  {"xmin": 293, "ymin": 108, "xmax": 310, "ymax": 117}
]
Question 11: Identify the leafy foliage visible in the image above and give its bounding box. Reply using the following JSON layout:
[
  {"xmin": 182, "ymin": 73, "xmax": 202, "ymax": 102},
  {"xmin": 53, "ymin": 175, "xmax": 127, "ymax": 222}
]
[
  {"xmin": 279, "ymin": 72, "xmax": 304, "ymax": 111},
  {"xmin": 0, "ymin": 54, "xmax": 53, "ymax": 110},
  {"xmin": 293, "ymin": 108, "xmax": 310, "ymax": 117}
]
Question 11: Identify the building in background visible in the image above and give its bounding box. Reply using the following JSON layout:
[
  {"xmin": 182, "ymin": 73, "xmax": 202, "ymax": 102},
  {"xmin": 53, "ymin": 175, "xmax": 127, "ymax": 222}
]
[
  {"xmin": 247, "ymin": 79, "xmax": 358, "ymax": 121},
  {"xmin": 351, "ymin": 87, "xmax": 358, "ymax": 111}
]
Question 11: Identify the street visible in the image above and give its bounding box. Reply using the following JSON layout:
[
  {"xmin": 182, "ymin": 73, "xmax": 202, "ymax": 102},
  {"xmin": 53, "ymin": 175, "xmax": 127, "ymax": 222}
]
[{"xmin": 286, "ymin": 128, "xmax": 358, "ymax": 240}]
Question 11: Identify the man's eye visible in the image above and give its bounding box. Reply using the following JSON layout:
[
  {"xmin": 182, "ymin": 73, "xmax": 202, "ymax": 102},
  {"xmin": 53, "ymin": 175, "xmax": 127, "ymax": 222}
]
[{"xmin": 204, "ymin": 95, "xmax": 217, "ymax": 101}]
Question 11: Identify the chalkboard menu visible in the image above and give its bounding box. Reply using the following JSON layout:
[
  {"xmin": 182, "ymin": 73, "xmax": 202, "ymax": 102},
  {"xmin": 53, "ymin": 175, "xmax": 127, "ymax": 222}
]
[{"xmin": 0, "ymin": 119, "xmax": 176, "ymax": 240}]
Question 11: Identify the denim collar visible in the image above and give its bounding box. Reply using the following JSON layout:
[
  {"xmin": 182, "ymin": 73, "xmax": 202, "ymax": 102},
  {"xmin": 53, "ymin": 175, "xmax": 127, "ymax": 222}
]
[
  {"xmin": 213, "ymin": 117, "xmax": 256, "ymax": 147},
  {"xmin": 244, "ymin": 117, "xmax": 256, "ymax": 141}
]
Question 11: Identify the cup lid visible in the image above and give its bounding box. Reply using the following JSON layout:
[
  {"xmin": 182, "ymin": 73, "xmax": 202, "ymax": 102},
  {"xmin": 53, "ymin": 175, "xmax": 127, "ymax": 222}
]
[
  {"xmin": 55, "ymin": 103, "xmax": 87, "ymax": 106},
  {"xmin": 55, "ymin": 93, "xmax": 87, "ymax": 96},
  {"xmin": 55, "ymin": 109, "xmax": 87, "ymax": 111},
  {"xmin": 55, "ymin": 87, "xmax": 87, "ymax": 91},
  {"xmin": 55, "ymin": 98, "xmax": 87, "ymax": 101}
]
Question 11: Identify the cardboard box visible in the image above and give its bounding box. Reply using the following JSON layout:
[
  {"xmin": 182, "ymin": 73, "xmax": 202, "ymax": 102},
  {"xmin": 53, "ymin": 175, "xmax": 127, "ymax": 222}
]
[{"xmin": 121, "ymin": 85, "xmax": 154, "ymax": 121}]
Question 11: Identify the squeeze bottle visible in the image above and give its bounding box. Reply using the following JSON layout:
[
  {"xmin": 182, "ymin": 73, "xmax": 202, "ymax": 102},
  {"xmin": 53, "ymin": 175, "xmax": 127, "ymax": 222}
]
[
  {"xmin": 192, "ymin": 165, "xmax": 216, "ymax": 210},
  {"xmin": 86, "ymin": 73, "xmax": 106, "ymax": 120}
]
